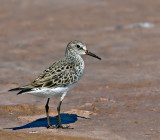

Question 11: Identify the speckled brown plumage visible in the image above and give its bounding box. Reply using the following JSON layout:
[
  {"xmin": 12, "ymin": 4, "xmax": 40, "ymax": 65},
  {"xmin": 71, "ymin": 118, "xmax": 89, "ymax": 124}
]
[{"xmin": 26, "ymin": 56, "xmax": 84, "ymax": 88}]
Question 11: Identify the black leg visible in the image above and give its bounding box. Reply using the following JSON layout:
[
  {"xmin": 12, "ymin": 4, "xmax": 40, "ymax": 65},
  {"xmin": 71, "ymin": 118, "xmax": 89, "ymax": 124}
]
[
  {"xmin": 45, "ymin": 98, "xmax": 54, "ymax": 129},
  {"xmin": 56, "ymin": 101, "xmax": 73, "ymax": 129},
  {"xmin": 57, "ymin": 101, "xmax": 62, "ymax": 127}
]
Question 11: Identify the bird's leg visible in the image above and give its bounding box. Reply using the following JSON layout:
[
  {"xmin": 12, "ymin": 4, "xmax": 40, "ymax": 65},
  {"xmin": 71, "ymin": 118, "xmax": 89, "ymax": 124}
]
[
  {"xmin": 56, "ymin": 101, "xmax": 72, "ymax": 129},
  {"xmin": 45, "ymin": 98, "xmax": 54, "ymax": 129},
  {"xmin": 57, "ymin": 101, "xmax": 62, "ymax": 127}
]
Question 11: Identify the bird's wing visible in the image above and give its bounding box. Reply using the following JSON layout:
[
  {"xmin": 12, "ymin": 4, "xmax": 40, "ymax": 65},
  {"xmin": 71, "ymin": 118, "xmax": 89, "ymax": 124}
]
[{"xmin": 23, "ymin": 58, "xmax": 79, "ymax": 89}]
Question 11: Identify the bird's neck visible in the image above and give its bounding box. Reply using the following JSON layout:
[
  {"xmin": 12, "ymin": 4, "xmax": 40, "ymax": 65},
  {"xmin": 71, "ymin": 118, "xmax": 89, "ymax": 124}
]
[
  {"xmin": 65, "ymin": 52, "xmax": 84, "ymax": 68},
  {"xmin": 65, "ymin": 51, "xmax": 80, "ymax": 59}
]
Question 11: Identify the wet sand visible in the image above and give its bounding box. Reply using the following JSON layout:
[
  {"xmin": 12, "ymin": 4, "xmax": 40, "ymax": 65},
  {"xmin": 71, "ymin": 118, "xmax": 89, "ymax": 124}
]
[{"xmin": 1, "ymin": 0, "xmax": 160, "ymax": 139}]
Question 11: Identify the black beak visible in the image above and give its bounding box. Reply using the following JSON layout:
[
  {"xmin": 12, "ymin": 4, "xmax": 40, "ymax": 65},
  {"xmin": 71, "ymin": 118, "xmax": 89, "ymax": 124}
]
[{"xmin": 85, "ymin": 50, "xmax": 101, "ymax": 60}]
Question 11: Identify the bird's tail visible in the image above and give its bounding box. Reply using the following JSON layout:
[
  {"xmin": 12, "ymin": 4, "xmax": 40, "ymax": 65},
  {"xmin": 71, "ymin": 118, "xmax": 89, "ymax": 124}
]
[{"xmin": 8, "ymin": 87, "xmax": 33, "ymax": 95}]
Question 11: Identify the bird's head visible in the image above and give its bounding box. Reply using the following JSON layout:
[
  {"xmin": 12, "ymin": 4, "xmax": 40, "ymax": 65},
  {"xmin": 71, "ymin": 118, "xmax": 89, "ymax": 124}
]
[{"xmin": 66, "ymin": 40, "xmax": 101, "ymax": 60}]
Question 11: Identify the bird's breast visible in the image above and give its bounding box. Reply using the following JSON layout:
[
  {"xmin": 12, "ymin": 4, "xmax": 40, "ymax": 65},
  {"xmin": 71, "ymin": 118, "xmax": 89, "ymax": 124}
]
[{"xmin": 75, "ymin": 59, "xmax": 85, "ymax": 81}]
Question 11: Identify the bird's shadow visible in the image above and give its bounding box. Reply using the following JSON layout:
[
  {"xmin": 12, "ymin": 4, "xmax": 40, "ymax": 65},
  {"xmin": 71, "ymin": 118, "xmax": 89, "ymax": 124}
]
[{"xmin": 6, "ymin": 113, "xmax": 89, "ymax": 130}]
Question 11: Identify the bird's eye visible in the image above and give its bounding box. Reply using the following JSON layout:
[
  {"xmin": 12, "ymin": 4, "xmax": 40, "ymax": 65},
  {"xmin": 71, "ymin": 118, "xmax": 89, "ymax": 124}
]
[{"xmin": 76, "ymin": 45, "xmax": 81, "ymax": 48}]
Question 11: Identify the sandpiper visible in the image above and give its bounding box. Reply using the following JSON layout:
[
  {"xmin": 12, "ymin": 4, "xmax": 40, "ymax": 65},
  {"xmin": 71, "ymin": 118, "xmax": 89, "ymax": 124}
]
[{"xmin": 9, "ymin": 40, "xmax": 101, "ymax": 129}]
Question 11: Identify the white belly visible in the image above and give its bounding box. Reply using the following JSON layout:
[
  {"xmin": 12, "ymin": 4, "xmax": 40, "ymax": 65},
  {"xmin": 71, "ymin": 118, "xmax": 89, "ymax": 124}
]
[{"xmin": 25, "ymin": 84, "xmax": 76, "ymax": 98}]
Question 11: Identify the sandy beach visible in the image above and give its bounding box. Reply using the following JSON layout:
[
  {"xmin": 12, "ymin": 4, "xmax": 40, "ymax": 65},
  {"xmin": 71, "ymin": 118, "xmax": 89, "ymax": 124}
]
[{"xmin": 1, "ymin": 0, "xmax": 160, "ymax": 139}]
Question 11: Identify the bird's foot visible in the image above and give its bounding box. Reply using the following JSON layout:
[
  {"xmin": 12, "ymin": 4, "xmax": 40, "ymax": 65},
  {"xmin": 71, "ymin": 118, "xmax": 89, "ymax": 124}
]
[
  {"xmin": 56, "ymin": 124, "xmax": 73, "ymax": 129},
  {"xmin": 47, "ymin": 125, "xmax": 56, "ymax": 129}
]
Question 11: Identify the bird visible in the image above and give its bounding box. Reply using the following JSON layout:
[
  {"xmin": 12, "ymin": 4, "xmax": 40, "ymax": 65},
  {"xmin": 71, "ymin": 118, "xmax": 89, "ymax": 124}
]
[{"xmin": 9, "ymin": 40, "xmax": 101, "ymax": 129}]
